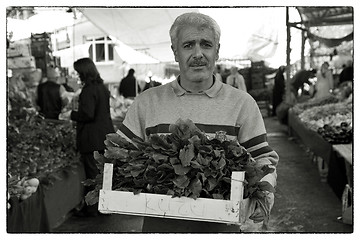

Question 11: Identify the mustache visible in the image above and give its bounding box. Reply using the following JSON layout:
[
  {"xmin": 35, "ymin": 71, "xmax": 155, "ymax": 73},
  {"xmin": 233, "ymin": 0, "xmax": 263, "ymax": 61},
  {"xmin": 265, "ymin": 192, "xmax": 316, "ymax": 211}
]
[{"xmin": 189, "ymin": 60, "xmax": 207, "ymax": 67}]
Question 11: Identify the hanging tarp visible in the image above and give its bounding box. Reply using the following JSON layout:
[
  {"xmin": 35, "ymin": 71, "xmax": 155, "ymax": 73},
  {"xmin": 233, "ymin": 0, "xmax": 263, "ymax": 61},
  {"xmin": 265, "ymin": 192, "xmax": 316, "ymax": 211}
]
[
  {"xmin": 243, "ymin": 19, "xmax": 279, "ymax": 62},
  {"xmin": 307, "ymin": 31, "xmax": 353, "ymax": 48},
  {"xmin": 78, "ymin": 8, "xmax": 199, "ymax": 63},
  {"xmin": 52, "ymin": 43, "xmax": 91, "ymax": 68},
  {"xmin": 113, "ymin": 41, "xmax": 160, "ymax": 65}
]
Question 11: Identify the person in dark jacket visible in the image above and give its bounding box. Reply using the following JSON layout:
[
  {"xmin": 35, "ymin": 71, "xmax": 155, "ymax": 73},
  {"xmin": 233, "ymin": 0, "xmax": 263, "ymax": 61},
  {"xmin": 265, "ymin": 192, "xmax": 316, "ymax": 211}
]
[
  {"xmin": 290, "ymin": 69, "xmax": 317, "ymax": 98},
  {"xmin": 71, "ymin": 57, "xmax": 114, "ymax": 216},
  {"xmin": 36, "ymin": 67, "xmax": 68, "ymax": 119},
  {"xmin": 338, "ymin": 60, "xmax": 353, "ymax": 85},
  {"xmin": 118, "ymin": 68, "xmax": 140, "ymax": 98},
  {"xmin": 272, "ymin": 66, "xmax": 286, "ymax": 116}
]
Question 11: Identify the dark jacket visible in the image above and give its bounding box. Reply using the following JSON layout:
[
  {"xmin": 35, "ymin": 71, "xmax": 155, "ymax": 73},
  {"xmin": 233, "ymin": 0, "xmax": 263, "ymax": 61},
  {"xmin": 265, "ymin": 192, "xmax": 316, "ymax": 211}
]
[
  {"xmin": 291, "ymin": 70, "xmax": 316, "ymax": 89},
  {"xmin": 272, "ymin": 68, "xmax": 285, "ymax": 115},
  {"xmin": 118, "ymin": 75, "xmax": 140, "ymax": 98},
  {"xmin": 37, "ymin": 81, "xmax": 62, "ymax": 119},
  {"xmin": 339, "ymin": 66, "xmax": 353, "ymax": 84},
  {"xmin": 71, "ymin": 83, "xmax": 114, "ymax": 153}
]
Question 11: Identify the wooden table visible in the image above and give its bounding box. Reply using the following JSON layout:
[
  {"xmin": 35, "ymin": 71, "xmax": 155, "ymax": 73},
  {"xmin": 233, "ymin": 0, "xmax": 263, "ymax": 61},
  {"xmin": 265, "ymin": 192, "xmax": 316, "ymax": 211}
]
[
  {"xmin": 333, "ymin": 144, "xmax": 353, "ymax": 188},
  {"xmin": 332, "ymin": 144, "xmax": 352, "ymax": 165}
]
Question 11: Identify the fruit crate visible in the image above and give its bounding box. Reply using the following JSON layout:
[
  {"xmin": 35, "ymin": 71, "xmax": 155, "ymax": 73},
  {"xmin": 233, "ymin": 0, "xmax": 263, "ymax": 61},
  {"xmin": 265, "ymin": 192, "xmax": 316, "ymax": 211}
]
[{"xmin": 98, "ymin": 163, "xmax": 250, "ymax": 225}]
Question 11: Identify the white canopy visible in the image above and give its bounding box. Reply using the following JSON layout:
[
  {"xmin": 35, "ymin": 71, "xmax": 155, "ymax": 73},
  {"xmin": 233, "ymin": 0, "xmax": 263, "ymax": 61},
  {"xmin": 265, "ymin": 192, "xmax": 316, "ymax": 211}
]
[
  {"xmin": 79, "ymin": 7, "xmax": 296, "ymax": 67},
  {"xmin": 7, "ymin": 7, "xmax": 303, "ymax": 67},
  {"xmin": 79, "ymin": 8, "xmax": 199, "ymax": 63}
]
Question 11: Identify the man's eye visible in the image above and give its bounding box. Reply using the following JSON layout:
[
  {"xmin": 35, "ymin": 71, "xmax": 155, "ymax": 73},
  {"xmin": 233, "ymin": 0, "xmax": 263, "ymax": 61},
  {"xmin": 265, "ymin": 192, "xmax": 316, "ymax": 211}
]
[
  {"xmin": 201, "ymin": 42, "xmax": 213, "ymax": 48},
  {"xmin": 183, "ymin": 43, "xmax": 193, "ymax": 49}
]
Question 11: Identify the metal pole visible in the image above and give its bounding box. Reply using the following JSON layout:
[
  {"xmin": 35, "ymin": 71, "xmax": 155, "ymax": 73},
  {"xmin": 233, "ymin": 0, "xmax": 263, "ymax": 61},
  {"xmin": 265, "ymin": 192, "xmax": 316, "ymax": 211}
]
[
  {"xmin": 285, "ymin": 7, "xmax": 291, "ymax": 103},
  {"xmin": 301, "ymin": 30, "xmax": 305, "ymax": 69}
]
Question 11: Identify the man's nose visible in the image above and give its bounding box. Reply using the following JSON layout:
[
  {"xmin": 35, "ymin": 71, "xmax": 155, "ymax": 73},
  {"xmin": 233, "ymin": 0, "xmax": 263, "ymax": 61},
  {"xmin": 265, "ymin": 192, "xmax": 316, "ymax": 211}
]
[{"xmin": 193, "ymin": 44, "xmax": 203, "ymax": 58}]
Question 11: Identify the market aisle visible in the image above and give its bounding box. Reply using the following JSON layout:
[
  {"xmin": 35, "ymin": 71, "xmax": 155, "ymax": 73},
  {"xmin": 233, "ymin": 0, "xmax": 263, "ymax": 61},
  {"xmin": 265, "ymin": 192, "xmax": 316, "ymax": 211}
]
[
  {"xmin": 263, "ymin": 117, "xmax": 352, "ymax": 233},
  {"xmin": 52, "ymin": 117, "xmax": 353, "ymax": 233}
]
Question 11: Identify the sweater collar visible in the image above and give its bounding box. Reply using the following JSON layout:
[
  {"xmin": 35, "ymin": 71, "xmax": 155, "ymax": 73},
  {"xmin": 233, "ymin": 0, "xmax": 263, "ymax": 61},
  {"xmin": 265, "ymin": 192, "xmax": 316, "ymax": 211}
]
[{"xmin": 170, "ymin": 75, "xmax": 222, "ymax": 98}]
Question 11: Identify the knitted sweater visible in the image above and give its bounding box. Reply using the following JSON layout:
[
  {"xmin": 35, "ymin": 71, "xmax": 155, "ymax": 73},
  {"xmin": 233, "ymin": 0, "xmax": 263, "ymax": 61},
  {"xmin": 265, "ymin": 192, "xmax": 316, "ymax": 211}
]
[{"xmin": 118, "ymin": 77, "xmax": 278, "ymax": 187}]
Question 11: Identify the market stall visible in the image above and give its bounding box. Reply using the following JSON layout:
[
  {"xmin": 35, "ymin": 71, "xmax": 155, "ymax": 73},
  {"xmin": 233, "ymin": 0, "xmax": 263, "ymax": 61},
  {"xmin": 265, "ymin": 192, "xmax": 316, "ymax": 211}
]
[
  {"xmin": 7, "ymin": 164, "xmax": 85, "ymax": 232},
  {"xmin": 288, "ymin": 83, "xmax": 352, "ymax": 200},
  {"xmin": 7, "ymin": 71, "xmax": 86, "ymax": 232}
]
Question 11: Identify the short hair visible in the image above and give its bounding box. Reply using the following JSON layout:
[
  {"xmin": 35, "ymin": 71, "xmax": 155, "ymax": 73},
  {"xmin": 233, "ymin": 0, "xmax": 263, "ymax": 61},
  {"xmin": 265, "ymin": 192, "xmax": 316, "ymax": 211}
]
[
  {"xmin": 322, "ymin": 62, "xmax": 330, "ymax": 68},
  {"xmin": 47, "ymin": 67, "xmax": 60, "ymax": 80},
  {"xmin": 169, "ymin": 12, "xmax": 221, "ymax": 50},
  {"xmin": 128, "ymin": 68, "xmax": 135, "ymax": 76}
]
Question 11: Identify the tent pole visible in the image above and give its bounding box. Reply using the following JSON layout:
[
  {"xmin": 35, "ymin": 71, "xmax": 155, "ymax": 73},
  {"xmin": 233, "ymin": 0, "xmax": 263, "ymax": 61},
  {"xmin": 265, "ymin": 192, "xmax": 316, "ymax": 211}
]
[
  {"xmin": 301, "ymin": 29, "xmax": 305, "ymax": 69},
  {"xmin": 285, "ymin": 7, "xmax": 291, "ymax": 103}
]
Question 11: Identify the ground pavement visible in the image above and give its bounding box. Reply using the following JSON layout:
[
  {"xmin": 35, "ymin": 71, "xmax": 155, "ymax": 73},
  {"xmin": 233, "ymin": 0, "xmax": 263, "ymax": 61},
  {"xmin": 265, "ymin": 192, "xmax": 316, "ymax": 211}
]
[{"xmin": 52, "ymin": 117, "xmax": 353, "ymax": 233}]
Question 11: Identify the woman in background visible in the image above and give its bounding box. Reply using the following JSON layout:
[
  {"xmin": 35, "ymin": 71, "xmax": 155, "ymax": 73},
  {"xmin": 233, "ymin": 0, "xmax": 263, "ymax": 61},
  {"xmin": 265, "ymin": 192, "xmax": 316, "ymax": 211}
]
[
  {"xmin": 313, "ymin": 62, "xmax": 334, "ymax": 100},
  {"xmin": 272, "ymin": 65, "xmax": 286, "ymax": 116},
  {"xmin": 71, "ymin": 57, "xmax": 114, "ymax": 216}
]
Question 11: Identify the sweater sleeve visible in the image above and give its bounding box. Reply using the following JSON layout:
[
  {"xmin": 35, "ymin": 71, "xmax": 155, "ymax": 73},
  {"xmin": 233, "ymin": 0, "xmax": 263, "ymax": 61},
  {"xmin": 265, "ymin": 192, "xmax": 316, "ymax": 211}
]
[
  {"xmin": 237, "ymin": 96, "xmax": 279, "ymax": 187},
  {"xmin": 116, "ymin": 95, "xmax": 146, "ymax": 143}
]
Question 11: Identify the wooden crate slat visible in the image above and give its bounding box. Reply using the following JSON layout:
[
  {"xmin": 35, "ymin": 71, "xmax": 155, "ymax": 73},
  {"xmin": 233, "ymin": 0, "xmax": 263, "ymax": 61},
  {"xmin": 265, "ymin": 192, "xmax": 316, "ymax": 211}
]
[
  {"xmin": 102, "ymin": 163, "xmax": 113, "ymax": 190},
  {"xmin": 230, "ymin": 171, "xmax": 244, "ymax": 201},
  {"xmin": 99, "ymin": 190, "xmax": 242, "ymax": 224}
]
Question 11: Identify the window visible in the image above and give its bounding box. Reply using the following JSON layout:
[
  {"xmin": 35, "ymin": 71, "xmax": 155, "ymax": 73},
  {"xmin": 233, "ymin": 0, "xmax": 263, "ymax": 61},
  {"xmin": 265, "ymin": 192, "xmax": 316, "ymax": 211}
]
[{"xmin": 86, "ymin": 36, "xmax": 114, "ymax": 63}]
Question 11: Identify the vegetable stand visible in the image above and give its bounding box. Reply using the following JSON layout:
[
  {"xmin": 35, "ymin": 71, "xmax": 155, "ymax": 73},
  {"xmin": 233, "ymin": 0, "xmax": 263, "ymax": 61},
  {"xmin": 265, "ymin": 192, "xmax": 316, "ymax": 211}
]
[
  {"xmin": 288, "ymin": 109, "xmax": 350, "ymax": 199},
  {"xmin": 99, "ymin": 163, "xmax": 249, "ymax": 225},
  {"xmin": 7, "ymin": 163, "xmax": 86, "ymax": 232}
]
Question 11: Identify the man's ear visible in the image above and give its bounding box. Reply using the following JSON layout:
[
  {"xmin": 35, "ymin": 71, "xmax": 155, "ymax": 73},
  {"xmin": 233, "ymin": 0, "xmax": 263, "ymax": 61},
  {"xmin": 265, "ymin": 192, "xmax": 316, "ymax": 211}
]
[
  {"xmin": 171, "ymin": 45, "xmax": 179, "ymax": 62},
  {"xmin": 216, "ymin": 43, "xmax": 220, "ymax": 61}
]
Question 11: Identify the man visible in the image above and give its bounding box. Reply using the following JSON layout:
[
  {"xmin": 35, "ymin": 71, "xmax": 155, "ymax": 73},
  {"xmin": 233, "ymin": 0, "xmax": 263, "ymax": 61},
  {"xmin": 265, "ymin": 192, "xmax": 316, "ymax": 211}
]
[
  {"xmin": 117, "ymin": 12, "xmax": 278, "ymax": 232},
  {"xmin": 118, "ymin": 68, "xmax": 140, "ymax": 98},
  {"xmin": 338, "ymin": 60, "xmax": 353, "ymax": 85},
  {"xmin": 290, "ymin": 69, "xmax": 317, "ymax": 98},
  {"xmin": 36, "ymin": 67, "xmax": 68, "ymax": 119},
  {"xmin": 226, "ymin": 66, "xmax": 247, "ymax": 92}
]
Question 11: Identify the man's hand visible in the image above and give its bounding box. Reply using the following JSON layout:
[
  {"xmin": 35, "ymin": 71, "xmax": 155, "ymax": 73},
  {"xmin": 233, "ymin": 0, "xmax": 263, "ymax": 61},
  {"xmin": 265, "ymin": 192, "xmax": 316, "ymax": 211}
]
[{"xmin": 249, "ymin": 192, "xmax": 274, "ymax": 230}]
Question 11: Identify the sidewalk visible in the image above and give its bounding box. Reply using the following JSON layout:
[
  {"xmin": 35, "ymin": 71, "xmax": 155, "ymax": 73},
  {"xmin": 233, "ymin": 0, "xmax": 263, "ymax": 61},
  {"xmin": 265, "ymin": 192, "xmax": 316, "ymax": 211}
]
[{"xmin": 53, "ymin": 117, "xmax": 353, "ymax": 233}]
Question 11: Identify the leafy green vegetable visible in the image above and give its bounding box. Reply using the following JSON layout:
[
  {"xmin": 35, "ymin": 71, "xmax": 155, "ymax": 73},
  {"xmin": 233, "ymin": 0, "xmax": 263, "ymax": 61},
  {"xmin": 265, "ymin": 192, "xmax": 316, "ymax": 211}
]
[
  {"xmin": 84, "ymin": 119, "xmax": 276, "ymax": 223},
  {"xmin": 7, "ymin": 96, "xmax": 79, "ymax": 198}
]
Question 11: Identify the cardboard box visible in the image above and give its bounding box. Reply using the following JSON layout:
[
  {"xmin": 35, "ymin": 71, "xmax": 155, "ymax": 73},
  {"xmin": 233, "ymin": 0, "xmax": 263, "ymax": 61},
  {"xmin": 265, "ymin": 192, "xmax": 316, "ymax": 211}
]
[
  {"xmin": 98, "ymin": 163, "xmax": 249, "ymax": 225},
  {"xmin": 7, "ymin": 43, "xmax": 32, "ymax": 58},
  {"xmin": 8, "ymin": 56, "xmax": 36, "ymax": 69}
]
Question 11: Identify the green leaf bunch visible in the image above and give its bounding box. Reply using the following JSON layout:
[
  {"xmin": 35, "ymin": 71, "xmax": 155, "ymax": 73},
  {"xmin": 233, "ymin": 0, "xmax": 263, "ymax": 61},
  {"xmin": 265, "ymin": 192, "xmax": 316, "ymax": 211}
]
[{"xmin": 85, "ymin": 119, "xmax": 275, "ymax": 209}]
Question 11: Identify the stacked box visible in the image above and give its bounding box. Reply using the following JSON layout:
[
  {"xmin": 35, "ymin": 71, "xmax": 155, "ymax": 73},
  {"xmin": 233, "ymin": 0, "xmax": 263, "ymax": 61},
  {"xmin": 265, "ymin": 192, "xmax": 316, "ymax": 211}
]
[
  {"xmin": 30, "ymin": 32, "xmax": 54, "ymax": 77},
  {"xmin": 7, "ymin": 43, "xmax": 32, "ymax": 58},
  {"xmin": 7, "ymin": 56, "xmax": 36, "ymax": 69},
  {"xmin": 257, "ymin": 100, "xmax": 270, "ymax": 118},
  {"xmin": 250, "ymin": 61, "xmax": 266, "ymax": 90}
]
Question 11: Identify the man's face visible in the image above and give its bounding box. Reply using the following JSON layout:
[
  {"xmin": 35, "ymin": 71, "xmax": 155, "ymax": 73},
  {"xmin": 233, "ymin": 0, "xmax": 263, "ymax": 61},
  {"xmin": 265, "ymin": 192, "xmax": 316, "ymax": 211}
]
[{"xmin": 172, "ymin": 25, "xmax": 219, "ymax": 84}]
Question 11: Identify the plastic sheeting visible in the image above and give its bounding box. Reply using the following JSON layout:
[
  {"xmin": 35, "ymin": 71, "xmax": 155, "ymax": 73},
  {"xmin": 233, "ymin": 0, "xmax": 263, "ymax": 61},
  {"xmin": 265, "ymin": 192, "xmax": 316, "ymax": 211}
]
[
  {"xmin": 113, "ymin": 41, "xmax": 160, "ymax": 65},
  {"xmin": 79, "ymin": 7, "xmax": 290, "ymax": 67},
  {"xmin": 52, "ymin": 43, "xmax": 91, "ymax": 68},
  {"xmin": 79, "ymin": 8, "xmax": 199, "ymax": 63}
]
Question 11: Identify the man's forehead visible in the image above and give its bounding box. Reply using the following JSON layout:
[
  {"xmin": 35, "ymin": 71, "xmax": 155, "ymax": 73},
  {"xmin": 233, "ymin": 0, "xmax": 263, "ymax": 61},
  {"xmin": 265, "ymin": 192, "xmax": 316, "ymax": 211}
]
[{"xmin": 178, "ymin": 26, "xmax": 215, "ymax": 42}]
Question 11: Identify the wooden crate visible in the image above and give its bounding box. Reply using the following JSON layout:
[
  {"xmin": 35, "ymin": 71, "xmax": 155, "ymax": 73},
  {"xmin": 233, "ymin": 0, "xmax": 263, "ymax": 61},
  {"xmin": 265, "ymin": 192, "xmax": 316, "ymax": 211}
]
[{"xmin": 98, "ymin": 163, "xmax": 249, "ymax": 225}]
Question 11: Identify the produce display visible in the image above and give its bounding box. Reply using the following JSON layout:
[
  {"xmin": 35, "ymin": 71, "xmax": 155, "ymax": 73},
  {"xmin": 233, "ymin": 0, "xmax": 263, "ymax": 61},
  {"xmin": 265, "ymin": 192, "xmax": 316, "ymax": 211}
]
[
  {"xmin": 298, "ymin": 100, "xmax": 352, "ymax": 131},
  {"xmin": 292, "ymin": 95, "xmax": 340, "ymax": 115},
  {"xmin": 13, "ymin": 177, "xmax": 40, "ymax": 201},
  {"xmin": 84, "ymin": 119, "xmax": 276, "ymax": 223},
  {"xmin": 7, "ymin": 76, "xmax": 80, "ymax": 200},
  {"xmin": 317, "ymin": 122, "xmax": 352, "ymax": 144},
  {"xmin": 293, "ymin": 89, "xmax": 353, "ymax": 144},
  {"xmin": 110, "ymin": 96, "xmax": 134, "ymax": 120}
]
